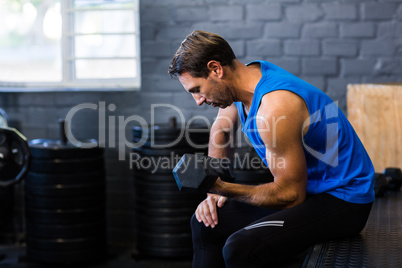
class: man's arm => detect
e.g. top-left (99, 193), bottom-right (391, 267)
top-left (208, 103), bottom-right (239, 159)
top-left (211, 90), bottom-right (309, 209)
top-left (194, 103), bottom-right (238, 228)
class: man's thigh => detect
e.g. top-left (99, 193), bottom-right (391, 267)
top-left (193, 198), bottom-right (279, 241)
top-left (223, 193), bottom-right (372, 265)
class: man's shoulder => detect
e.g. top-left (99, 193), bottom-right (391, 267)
top-left (256, 90), bottom-right (310, 135)
top-left (259, 90), bottom-right (307, 116)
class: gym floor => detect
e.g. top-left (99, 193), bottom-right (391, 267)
top-left (304, 189), bottom-right (402, 267)
top-left (0, 189), bottom-right (400, 268)
top-left (0, 245), bottom-right (194, 268)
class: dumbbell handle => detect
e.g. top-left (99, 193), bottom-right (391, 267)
top-left (173, 154), bottom-right (235, 193)
top-left (203, 156), bottom-right (235, 182)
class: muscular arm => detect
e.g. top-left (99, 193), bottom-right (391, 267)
top-left (211, 91), bottom-right (309, 209)
top-left (208, 103), bottom-right (238, 159)
top-left (194, 104), bottom-right (238, 227)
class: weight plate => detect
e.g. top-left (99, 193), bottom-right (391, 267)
top-left (0, 140), bottom-right (22, 181)
top-left (137, 245), bottom-right (192, 259)
top-left (27, 221), bottom-right (106, 238)
top-left (131, 160), bottom-right (175, 174)
top-left (25, 171), bottom-right (105, 186)
top-left (135, 205), bottom-right (194, 217)
top-left (25, 194), bottom-right (105, 209)
top-left (26, 236), bottom-right (106, 251)
top-left (29, 156), bottom-right (104, 174)
top-left (26, 206), bottom-right (105, 224)
top-left (133, 135), bottom-right (209, 149)
top-left (134, 189), bottom-right (186, 200)
top-left (134, 191), bottom-right (203, 206)
top-left (25, 181), bottom-right (105, 197)
top-left (133, 172), bottom-right (174, 182)
top-left (132, 147), bottom-right (196, 157)
top-left (137, 232), bottom-right (192, 248)
top-left (29, 139), bottom-right (103, 159)
top-left (0, 186), bottom-right (14, 223)
top-left (135, 197), bottom-right (201, 209)
top-left (133, 137), bottom-right (189, 148)
top-left (0, 127), bottom-right (30, 187)
top-left (133, 133), bottom-right (189, 140)
top-left (133, 124), bottom-right (182, 137)
top-left (136, 221), bottom-right (191, 234)
top-left (134, 179), bottom-right (178, 191)
top-left (134, 186), bottom-right (196, 200)
top-left (133, 178), bottom-right (188, 191)
top-left (136, 214), bottom-right (192, 226)
top-left (133, 123), bottom-right (208, 138)
top-left (134, 187), bottom-right (202, 203)
top-left (133, 133), bottom-right (209, 142)
top-left (133, 173), bottom-right (204, 195)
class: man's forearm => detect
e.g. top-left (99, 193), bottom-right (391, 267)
top-left (211, 179), bottom-right (304, 210)
top-left (208, 123), bottom-right (235, 160)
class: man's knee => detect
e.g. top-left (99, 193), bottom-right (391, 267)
top-left (190, 213), bottom-right (216, 241)
top-left (190, 213), bottom-right (202, 239)
top-left (222, 232), bottom-right (252, 268)
top-left (222, 231), bottom-right (288, 267)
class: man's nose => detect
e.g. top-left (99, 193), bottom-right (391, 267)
top-left (193, 94), bottom-right (205, 106)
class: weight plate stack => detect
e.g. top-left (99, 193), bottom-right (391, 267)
top-left (0, 126), bottom-right (30, 237)
top-left (132, 120), bottom-right (209, 149)
top-left (0, 186), bottom-right (14, 229)
top-left (25, 139), bottom-right (107, 264)
top-left (132, 119), bottom-right (208, 258)
top-left (232, 146), bottom-right (273, 185)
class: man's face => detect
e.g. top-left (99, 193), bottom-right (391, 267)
top-left (178, 72), bottom-right (232, 109)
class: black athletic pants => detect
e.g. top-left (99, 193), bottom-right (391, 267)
top-left (191, 193), bottom-right (372, 268)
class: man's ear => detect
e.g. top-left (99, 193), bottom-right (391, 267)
top-left (207, 60), bottom-right (224, 79)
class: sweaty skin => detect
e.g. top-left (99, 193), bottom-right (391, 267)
top-left (178, 60), bottom-right (310, 228)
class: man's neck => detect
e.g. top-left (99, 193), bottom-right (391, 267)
top-left (228, 60), bottom-right (262, 109)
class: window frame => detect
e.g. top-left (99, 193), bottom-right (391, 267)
top-left (0, 0), bottom-right (141, 92)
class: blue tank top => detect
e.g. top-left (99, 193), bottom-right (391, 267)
top-left (235, 60), bottom-right (374, 204)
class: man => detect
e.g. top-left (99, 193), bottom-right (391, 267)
top-left (168, 30), bottom-right (374, 268)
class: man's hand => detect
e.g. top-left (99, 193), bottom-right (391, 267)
top-left (195, 193), bottom-right (227, 228)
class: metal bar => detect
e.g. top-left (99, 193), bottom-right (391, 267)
top-left (66, 7), bottom-right (136, 13)
top-left (134, 0), bottom-right (141, 87)
top-left (66, 32), bottom-right (137, 36)
top-left (66, 57), bottom-right (138, 61)
top-left (61, 0), bottom-right (68, 84)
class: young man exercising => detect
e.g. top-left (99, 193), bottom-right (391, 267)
top-left (168, 30), bottom-right (374, 268)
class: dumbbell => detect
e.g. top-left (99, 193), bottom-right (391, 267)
top-left (172, 154), bottom-right (234, 193)
top-left (374, 173), bottom-right (389, 197)
top-left (374, 167), bottom-right (402, 197)
top-left (384, 167), bottom-right (402, 191)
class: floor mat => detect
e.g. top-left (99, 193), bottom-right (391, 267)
top-left (305, 190), bottom-right (401, 267)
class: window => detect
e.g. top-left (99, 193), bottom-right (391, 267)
top-left (0, 0), bottom-right (140, 91)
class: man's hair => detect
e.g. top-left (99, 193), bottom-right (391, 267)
top-left (168, 30), bottom-right (236, 79)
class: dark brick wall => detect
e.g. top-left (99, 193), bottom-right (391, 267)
top-left (1, 0), bottom-right (401, 251)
